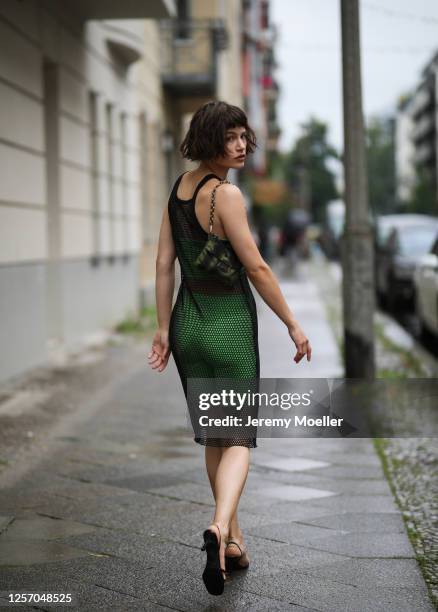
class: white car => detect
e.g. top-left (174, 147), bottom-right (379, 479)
top-left (414, 234), bottom-right (438, 341)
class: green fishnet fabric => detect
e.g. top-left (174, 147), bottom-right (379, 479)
top-left (168, 172), bottom-right (260, 448)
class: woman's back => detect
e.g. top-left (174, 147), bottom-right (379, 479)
top-left (174, 171), bottom-right (229, 239)
top-left (167, 170), bottom-right (260, 447)
top-left (168, 171), bottom-right (249, 304)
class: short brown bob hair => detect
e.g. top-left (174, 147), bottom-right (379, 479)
top-left (179, 100), bottom-right (257, 162)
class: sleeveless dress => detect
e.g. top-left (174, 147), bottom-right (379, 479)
top-left (168, 171), bottom-right (260, 448)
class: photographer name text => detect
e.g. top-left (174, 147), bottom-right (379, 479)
top-left (198, 415), bottom-right (343, 428)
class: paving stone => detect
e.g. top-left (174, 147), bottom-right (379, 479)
top-left (1, 556), bottom-right (153, 600)
top-left (297, 494), bottom-right (399, 514)
top-left (248, 520), bottom-right (346, 545)
top-left (252, 473), bottom-right (390, 495)
top-left (138, 564), bottom-right (313, 611)
top-left (33, 490), bottom-right (184, 526)
top-left (237, 567), bottom-right (435, 611)
top-left (142, 482), bottom-right (215, 506)
top-left (261, 457), bottom-right (332, 472)
top-left (301, 512), bottom-right (406, 534)
top-left (0, 489), bottom-right (65, 513)
top-left (306, 477), bottom-right (390, 495)
top-left (102, 471), bottom-right (191, 493)
top-left (255, 484), bottom-right (337, 502)
top-left (306, 452), bottom-right (382, 467)
top-left (0, 540), bottom-right (94, 566)
top-left (36, 495), bottom-right (218, 545)
top-left (0, 516), bottom-right (96, 541)
top-left (0, 600), bottom-right (37, 612)
top-left (230, 535), bottom-right (348, 576)
top-left (171, 467), bottom-right (212, 486)
top-left (304, 531), bottom-right (415, 558)
top-left (42, 480), bottom-right (147, 500)
top-left (43, 461), bottom-right (157, 484)
top-left (297, 557), bottom-right (430, 588)
top-left (60, 531), bottom-right (195, 568)
top-left (307, 464), bottom-right (385, 479)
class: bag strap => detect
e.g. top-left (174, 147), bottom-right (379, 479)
top-left (208, 180), bottom-right (231, 235)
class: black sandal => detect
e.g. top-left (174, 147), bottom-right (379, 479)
top-left (225, 539), bottom-right (250, 571)
top-left (200, 522), bottom-right (226, 595)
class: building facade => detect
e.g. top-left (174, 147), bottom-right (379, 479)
top-left (0, 0), bottom-right (174, 383)
top-left (411, 54), bottom-right (438, 196)
top-left (241, 0), bottom-right (280, 177)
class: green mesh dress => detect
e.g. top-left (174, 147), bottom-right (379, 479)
top-left (168, 172), bottom-right (260, 448)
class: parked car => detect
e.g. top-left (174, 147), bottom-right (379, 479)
top-left (413, 233), bottom-right (438, 342)
top-left (374, 214), bottom-right (438, 310)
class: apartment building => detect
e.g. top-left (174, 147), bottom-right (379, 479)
top-left (241, 0), bottom-right (280, 176)
top-left (412, 53), bottom-right (438, 193)
top-left (395, 93), bottom-right (416, 204)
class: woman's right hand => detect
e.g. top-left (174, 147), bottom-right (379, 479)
top-left (288, 322), bottom-right (312, 363)
top-left (147, 329), bottom-right (170, 372)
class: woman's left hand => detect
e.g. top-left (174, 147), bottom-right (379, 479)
top-left (147, 329), bottom-right (170, 372)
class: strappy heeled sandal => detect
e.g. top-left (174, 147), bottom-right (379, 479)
top-left (225, 539), bottom-right (250, 571)
top-left (200, 522), bottom-right (226, 595)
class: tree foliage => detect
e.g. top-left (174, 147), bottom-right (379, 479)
top-left (283, 117), bottom-right (339, 223)
top-left (365, 115), bottom-right (397, 215)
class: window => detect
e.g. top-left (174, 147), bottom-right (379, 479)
top-left (106, 102), bottom-right (115, 260)
top-left (120, 111), bottom-right (129, 256)
top-left (176, 0), bottom-right (191, 39)
top-left (89, 91), bottom-right (100, 262)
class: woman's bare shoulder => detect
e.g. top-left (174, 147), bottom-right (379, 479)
top-left (214, 182), bottom-right (247, 209)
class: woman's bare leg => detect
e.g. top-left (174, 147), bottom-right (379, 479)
top-left (204, 445), bottom-right (250, 571)
top-left (205, 448), bottom-right (243, 538)
top-left (205, 446), bottom-right (222, 496)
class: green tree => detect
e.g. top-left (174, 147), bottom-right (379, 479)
top-left (365, 115), bottom-right (396, 215)
top-left (403, 166), bottom-right (436, 215)
top-left (284, 117), bottom-right (339, 223)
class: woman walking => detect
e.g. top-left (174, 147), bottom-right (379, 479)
top-left (148, 100), bottom-right (311, 596)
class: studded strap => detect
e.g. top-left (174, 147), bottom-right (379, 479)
top-left (208, 180), bottom-right (231, 235)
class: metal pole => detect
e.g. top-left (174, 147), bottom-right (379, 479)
top-left (340, 0), bottom-right (375, 378)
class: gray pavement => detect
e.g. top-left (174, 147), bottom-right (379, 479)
top-left (0, 258), bottom-right (435, 611)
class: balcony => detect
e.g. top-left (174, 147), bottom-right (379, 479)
top-left (262, 75), bottom-right (280, 101)
top-left (415, 141), bottom-right (435, 165)
top-left (411, 82), bottom-right (434, 119)
top-left (412, 114), bottom-right (435, 144)
top-left (159, 19), bottom-right (228, 99)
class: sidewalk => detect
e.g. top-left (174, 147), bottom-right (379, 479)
top-left (0, 258), bottom-right (435, 611)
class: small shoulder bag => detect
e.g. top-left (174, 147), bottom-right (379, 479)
top-left (194, 180), bottom-right (241, 287)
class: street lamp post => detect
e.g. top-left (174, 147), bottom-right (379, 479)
top-left (340, 0), bottom-right (376, 378)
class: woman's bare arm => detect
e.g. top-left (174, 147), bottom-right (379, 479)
top-left (216, 184), bottom-right (311, 363)
top-left (147, 206), bottom-right (176, 372)
top-left (155, 206), bottom-right (176, 331)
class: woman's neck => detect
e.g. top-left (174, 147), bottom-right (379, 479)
top-left (197, 162), bottom-right (228, 180)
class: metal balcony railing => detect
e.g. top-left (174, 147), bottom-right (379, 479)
top-left (159, 19), bottom-right (229, 97)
